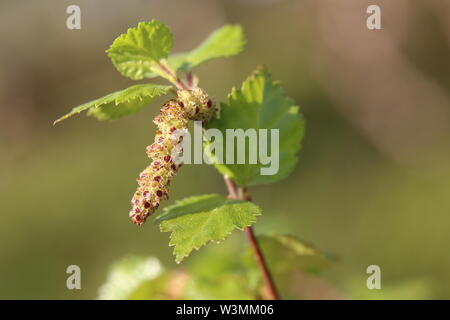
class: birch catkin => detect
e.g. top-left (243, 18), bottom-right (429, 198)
top-left (129, 88), bottom-right (214, 225)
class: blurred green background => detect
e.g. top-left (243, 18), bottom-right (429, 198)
top-left (1, 0), bottom-right (449, 299)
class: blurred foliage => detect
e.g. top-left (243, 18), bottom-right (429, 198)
top-left (98, 254), bottom-right (256, 300)
top-left (98, 233), bottom-right (333, 300)
top-left (98, 256), bottom-right (164, 299)
top-left (347, 277), bottom-right (434, 300)
top-left (250, 234), bottom-right (333, 276)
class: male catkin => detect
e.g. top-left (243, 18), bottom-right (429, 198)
top-left (129, 88), bottom-right (214, 225)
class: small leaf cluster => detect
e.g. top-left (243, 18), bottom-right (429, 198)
top-left (98, 235), bottom-right (333, 300)
top-left (54, 21), bottom-right (245, 123)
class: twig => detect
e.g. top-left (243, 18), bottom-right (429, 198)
top-left (223, 177), bottom-right (280, 300)
top-left (158, 64), bottom-right (187, 90)
top-left (244, 226), bottom-right (280, 300)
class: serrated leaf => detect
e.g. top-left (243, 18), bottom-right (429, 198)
top-left (97, 256), bottom-right (164, 300)
top-left (157, 194), bottom-right (261, 263)
top-left (54, 84), bottom-right (171, 124)
top-left (257, 234), bottom-right (333, 275)
top-left (145, 25), bottom-right (245, 78)
top-left (107, 20), bottom-right (173, 80)
top-left (205, 66), bottom-right (305, 186)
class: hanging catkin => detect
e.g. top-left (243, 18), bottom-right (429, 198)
top-left (129, 88), bottom-right (214, 225)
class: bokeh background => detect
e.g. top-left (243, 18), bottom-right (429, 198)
top-left (1, 0), bottom-right (449, 299)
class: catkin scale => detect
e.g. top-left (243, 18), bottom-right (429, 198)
top-left (129, 88), bottom-right (214, 225)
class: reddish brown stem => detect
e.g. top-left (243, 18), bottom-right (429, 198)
top-left (244, 226), bottom-right (280, 300)
top-left (158, 64), bottom-right (187, 90)
top-left (224, 177), bottom-right (280, 300)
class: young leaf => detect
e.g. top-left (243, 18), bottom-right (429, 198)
top-left (157, 194), bottom-right (261, 263)
top-left (107, 20), bottom-right (173, 80)
top-left (53, 84), bottom-right (171, 124)
top-left (145, 25), bottom-right (246, 78)
top-left (172, 24), bottom-right (245, 70)
top-left (205, 66), bottom-right (305, 186)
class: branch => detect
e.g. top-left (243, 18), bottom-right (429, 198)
top-left (223, 177), bottom-right (280, 300)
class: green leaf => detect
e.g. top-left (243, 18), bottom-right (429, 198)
top-left (256, 234), bottom-right (333, 275)
top-left (172, 24), bottom-right (245, 70)
top-left (97, 255), bottom-right (164, 300)
top-left (53, 84), bottom-right (171, 124)
top-left (107, 20), bottom-right (173, 80)
top-left (157, 194), bottom-right (261, 263)
top-left (205, 65), bottom-right (305, 186)
top-left (145, 25), bottom-right (245, 78)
